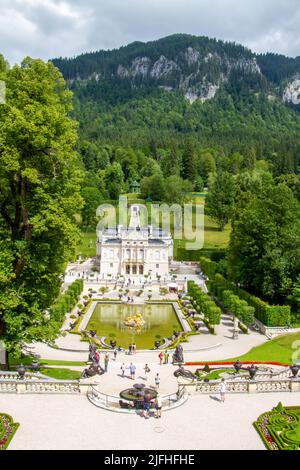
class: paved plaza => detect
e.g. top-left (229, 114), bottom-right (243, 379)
top-left (2, 392), bottom-right (299, 450)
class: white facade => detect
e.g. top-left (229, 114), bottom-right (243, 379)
top-left (97, 205), bottom-right (173, 277)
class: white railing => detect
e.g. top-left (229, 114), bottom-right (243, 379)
top-left (87, 385), bottom-right (187, 413)
top-left (0, 379), bottom-right (95, 395)
top-left (180, 378), bottom-right (300, 394)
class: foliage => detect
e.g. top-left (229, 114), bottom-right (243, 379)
top-left (206, 170), bottom-right (236, 231)
top-left (49, 280), bottom-right (83, 330)
top-left (228, 179), bottom-right (300, 305)
top-left (209, 274), bottom-right (291, 327)
top-left (188, 281), bottom-right (221, 326)
top-left (0, 57), bottom-right (83, 358)
top-left (200, 256), bottom-right (219, 279)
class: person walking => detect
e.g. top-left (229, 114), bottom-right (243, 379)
top-left (132, 343), bottom-right (136, 354)
top-left (120, 363), bottom-right (126, 378)
top-left (104, 352), bottom-right (110, 373)
top-left (155, 373), bottom-right (160, 389)
top-left (129, 362), bottom-right (136, 380)
top-left (143, 391), bottom-right (152, 419)
top-left (158, 351), bottom-right (164, 365)
top-left (155, 394), bottom-right (162, 419)
top-left (95, 350), bottom-right (100, 364)
top-left (128, 344), bottom-right (132, 355)
top-left (113, 348), bottom-right (117, 361)
top-left (220, 378), bottom-right (226, 403)
top-left (144, 363), bottom-right (151, 381)
top-left (164, 349), bottom-right (169, 364)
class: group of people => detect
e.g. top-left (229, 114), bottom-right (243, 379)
top-left (94, 350), bottom-right (110, 372)
top-left (142, 391), bottom-right (162, 419)
top-left (128, 343), bottom-right (137, 354)
top-left (120, 362), bottom-right (160, 387)
top-left (158, 350), bottom-right (170, 365)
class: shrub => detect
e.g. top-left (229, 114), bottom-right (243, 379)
top-left (200, 257), bottom-right (218, 280)
top-left (210, 274), bottom-right (290, 327)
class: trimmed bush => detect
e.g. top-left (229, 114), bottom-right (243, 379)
top-left (209, 274), bottom-right (291, 327)
top-left (50, 280), bottom-right (84, 326)
top-left (200, 257), bottom-right (219, 280)
top-left (188, 281), bottom-right (221, 326)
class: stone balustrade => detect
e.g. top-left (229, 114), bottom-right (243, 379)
top-left (0, 379), bottom-right (96, 395)
top-left (180, 378), bottom-right (300, 394)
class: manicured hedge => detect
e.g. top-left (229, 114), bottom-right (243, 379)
top-left (200, 257), bottom-right (219, 280)
top-left (208, 274), bottom-right (291, 327)
top-left (188, 281), bottom-right (221, 326)
top-left (50, 280), bottom-right (84, 325)
top-left (221, 290), bottom-right (255, 326)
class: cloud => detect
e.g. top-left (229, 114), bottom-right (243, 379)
top-left (0, 0), bottom-right (300, 65)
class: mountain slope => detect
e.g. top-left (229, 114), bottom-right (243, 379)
top-left (52, 34), bottom-right (300, 173)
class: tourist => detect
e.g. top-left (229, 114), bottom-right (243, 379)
top-left (128, 344), bottom-right (132, 355)
top-left (158, 351), bottom-right (164, 365)
top-left (155, 394), bottom-right (162, 419)
top-left (113, 349), bottom-right (117, 361)
top-left (120, 363), bottom-right (126, 377)
top-left (220, 378), bottom-right (226, 403)
top-left (155, 373), bottom-right (160, 389)
top-left (129, 362), bottom-right (136, 380)
top-left (104, 352), bottom-right (110, 372)
top-left (164, 350), bottom-right (169, 364)
top-left (143, 391), bottom-right (152, 419)
top-left (132, 343), bottom-right (136, 354)
top-left (95, 350), bottom-right (100, 364)
top-left (144, 363), bottom-right (151, 381)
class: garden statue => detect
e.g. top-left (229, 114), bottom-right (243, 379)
top-left (88, 343), bottom-right (97, 363)
top-left (232, 317), bottom-right (239, 340)
top-left (234, 360), bottom-right (242, 373)
top-left (81, 363), bottom-right (104, 379)
top-left (290, 364), bottom-right (299, 378)
top-left (248, 364), bottom-right (258, 380)
top-left (174, 366), bottom-right (196, 380)
top-left (173, 344), bottom-right (184, 364)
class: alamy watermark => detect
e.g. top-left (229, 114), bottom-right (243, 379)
top-left (0, 80), bottom-right (6, 104)
top-left (96, 196), bottom-right (205, 250)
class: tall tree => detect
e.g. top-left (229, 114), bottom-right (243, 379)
top-left (206, 171), bottom-right (236, 231)
top-left (181, 139), bottom-right (197, 184)
top-left (228, 183), bottom-right (300, 303)
top-left (0, 57), bottom-right (83, 363)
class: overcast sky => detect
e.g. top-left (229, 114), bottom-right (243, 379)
top-left (1, 0), bottom-right (300, 64)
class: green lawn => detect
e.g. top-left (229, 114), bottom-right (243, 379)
top-left (8, 355), bottom-right (86, 367)
top-left (220, 332), bottom-right (300, 365)
top-left (40, 368), bottom-right (82, 380)
top-left (76, 231), bottom-right (97, 258)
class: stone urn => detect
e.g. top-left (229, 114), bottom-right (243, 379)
top-left (17, 364), bottom-right (26, 380)
top-left (31, 360), bottom-right (40, 373)
top-left (110, 340), bottom-right (117, 349)
top-left (89, 330), bottom-right (97, 338)
top-left (155, 340), bottom-right (161, 349)
top-left (290, 364), bottom-right (299, 379)
top-left (248, 364), bottom-right (258, 380)
top-left (234, 360), bottom-right (242, 374)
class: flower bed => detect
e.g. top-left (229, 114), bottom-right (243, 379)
top-left (254, 402), bottom-right (300, 450)
top-left (184, 361), bottom-right (290, 367)
top-left (0, 413), bottom-right (19, 450)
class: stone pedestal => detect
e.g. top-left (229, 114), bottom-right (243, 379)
top-left (248, 381), bottom-right (257, 393)
top-left (232, 329), bottom-right (239, 340)
top-left (290, 380), bottom-right (300, 392)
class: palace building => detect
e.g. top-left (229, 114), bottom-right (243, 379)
top-left (97, 205), bottom-right (173, 277)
